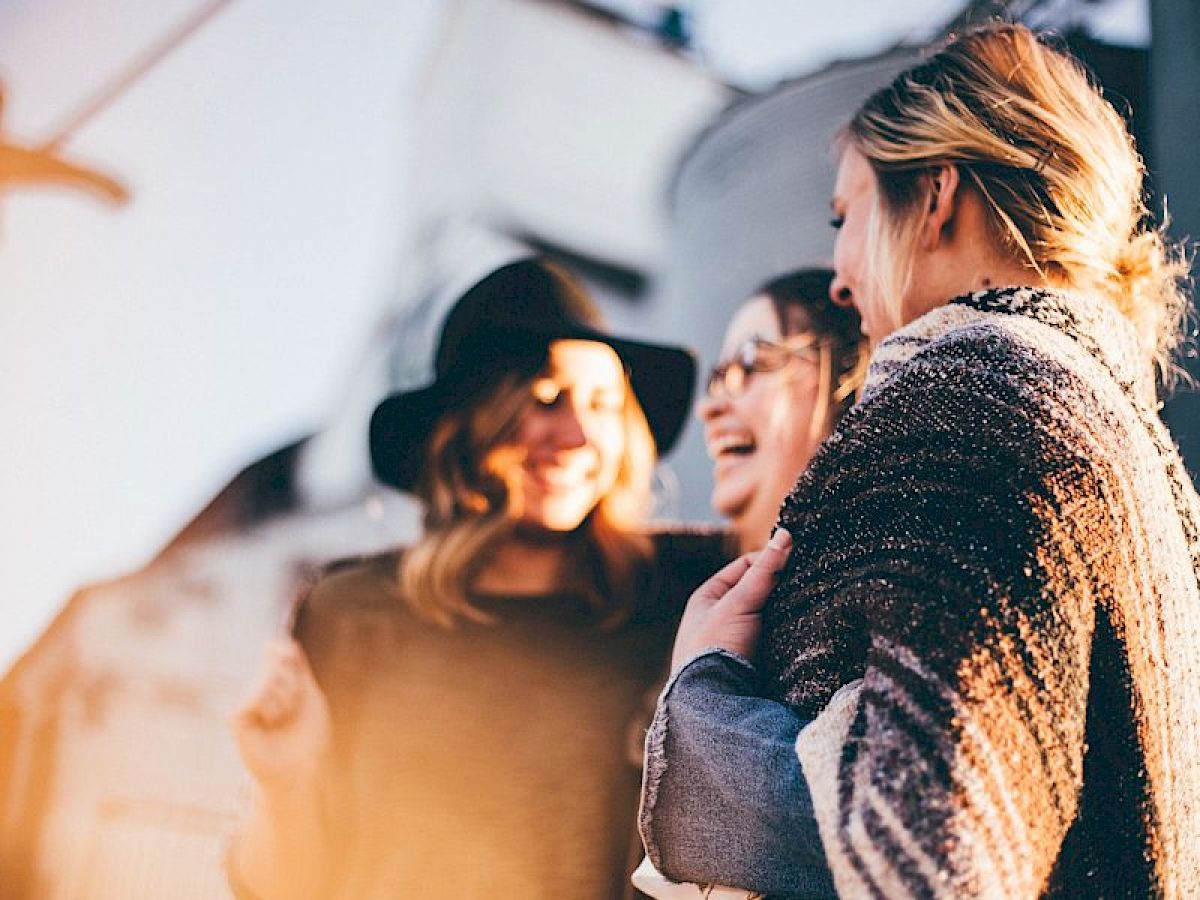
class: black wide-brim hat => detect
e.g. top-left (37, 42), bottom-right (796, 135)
top-left (370, 258), bottom-right (696, 492)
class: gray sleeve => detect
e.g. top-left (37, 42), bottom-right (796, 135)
top-left (639, 649), bottom-right (836, 899)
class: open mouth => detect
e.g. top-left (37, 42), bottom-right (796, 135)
top-left (529, 465), bottom-right (593, 491)
top-left (708, 432), bottom-right (756, 459)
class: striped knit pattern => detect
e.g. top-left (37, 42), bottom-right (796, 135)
top-left (763, 287), bottom-right (1200, 898)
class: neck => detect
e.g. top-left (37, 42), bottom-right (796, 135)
top-left (908, 261), bottom-right (1052, 326)
top-left (906, 186), bottom-right (1054, 324)
top-left (734, 502), bottom-right (779, 555)
top-left (960, 263), bottom-right (1052, 298)
top-left (472, 531), bottom-right (574, 595)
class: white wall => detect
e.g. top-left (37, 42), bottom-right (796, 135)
top-left (0, 0), bottom-right (447, 673)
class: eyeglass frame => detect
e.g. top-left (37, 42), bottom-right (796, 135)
top-left (705, 334), bottom-right (825, 399)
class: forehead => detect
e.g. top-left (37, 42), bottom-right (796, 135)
top-left (545, 339), bottom-right (624, 384)
top-left (720, 295), bottom-right (780, 356)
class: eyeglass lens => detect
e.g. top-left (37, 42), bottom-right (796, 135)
top-left (705, 336), bottom-right (818, 399)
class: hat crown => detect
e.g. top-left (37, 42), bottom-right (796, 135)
top-left (434, 259), bottom-right (601, 378)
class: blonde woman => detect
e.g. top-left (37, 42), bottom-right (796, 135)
top-left (228, 259), bottom-right (728, 900)
top-left (641, 23), bottom-right (1200, 899)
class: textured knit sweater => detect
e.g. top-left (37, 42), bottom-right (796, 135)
top-left (763, 287), bottom-right (1200, 899)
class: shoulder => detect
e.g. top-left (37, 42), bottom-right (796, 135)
top-left (872, 315), bottom-right (1068, 409)
top-left (862, 289), bottom-right (1137, 427)
top-left (647, 525), bottom-right (734, 574)
top-left (791, 335), bottom-right (1092, 536)
top-left (639, 525), bottom-right (734, 616)
top-left (293, 550), bottom-right (405, 641)
top-left (307, 550), bottom-right (401, 606)
top-left (290, 549), bottom-right (414, 691)
top-left (826, 314), bottom-right (1107, 489)
top-left (776, 302), bottom-right (1123, 587)
top-left (779, 301), bottom-right (1118, 563)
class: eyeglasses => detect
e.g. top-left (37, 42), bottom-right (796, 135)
top-left (705, 336), bottom-right (821, 399)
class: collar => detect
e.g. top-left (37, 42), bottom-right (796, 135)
top-left (862, 286), bottom-right (1153, 404)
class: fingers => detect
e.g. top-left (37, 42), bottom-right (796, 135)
top-left (234, 639), bottom-right (315, 731)
top-left (717, 527), bottom-right (793, 616)
top-left (761, 525), bottom-right (793, 564)
top-left (689, 527), bottom-right (793, 608)
top-left (689, 553), bottom-right (756, 606)
top-left (670, 529), bottom-right (793, 669)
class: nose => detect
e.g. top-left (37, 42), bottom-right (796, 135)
top-left (829, 274), bottom-right (854, 308)
top-left (697, 386), bottom-right (728, 424)
top-left (549, 401), bottom-right (588, 450)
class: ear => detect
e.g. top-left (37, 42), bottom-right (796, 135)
top-left (920, 163), bottom-right (961, 251)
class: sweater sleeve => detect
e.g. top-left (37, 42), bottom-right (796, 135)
top-left (766, 338), bottom-right (1103, 898)
top-left (639, 649), bottom-right (835, 898)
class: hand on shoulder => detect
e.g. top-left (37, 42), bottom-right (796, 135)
top-left (670, 528), bottom-right (792, 672)
top-left (231, 637), bottom-right (332, 791)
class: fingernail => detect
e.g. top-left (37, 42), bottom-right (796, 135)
top-left (769, 527), bottom-right (791, 550)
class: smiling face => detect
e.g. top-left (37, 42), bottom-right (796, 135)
top-left (485, 339), bottom-right (628, 533)
top-left (699, 296), bottom-right (826, 552)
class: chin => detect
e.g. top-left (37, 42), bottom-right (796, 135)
top-left (710, 488), bottom-right (747, 526)
top-left (541, 517), bottom-right (588, 533)
top-left (525, 499), bottom-right (598, 533)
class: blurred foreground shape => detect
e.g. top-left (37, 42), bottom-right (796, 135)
top-left (0, 4), bottom-right (726, 891)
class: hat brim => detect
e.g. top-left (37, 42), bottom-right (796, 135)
top-left (370, 326), bottom-right (695, 491)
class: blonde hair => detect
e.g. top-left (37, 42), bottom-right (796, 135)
top-left (398, 366), bottom-right (656, 629)
top-left (844, 22), bottom-right (1191, 382)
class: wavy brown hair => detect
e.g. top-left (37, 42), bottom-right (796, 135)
top-left (843, 22), bottom-right (1190, 383)
top-left (398, 364), bottom-right (656, 629)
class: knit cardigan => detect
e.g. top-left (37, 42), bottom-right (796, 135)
top-left (763, 286), bottom-right (1200, 899)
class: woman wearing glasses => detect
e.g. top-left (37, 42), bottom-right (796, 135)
top-left (699, 269), bottom-right (863, 554)
top-left (633, 270), bottom-right (862, 899)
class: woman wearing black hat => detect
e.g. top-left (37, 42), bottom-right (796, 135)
top-left (226, 258), bottom-right (728, 900)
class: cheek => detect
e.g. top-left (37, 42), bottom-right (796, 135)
top-left (843, 234), bottom-right (868, 288)
top-left (511, 410), bottom-right (543, 452)
top-left (761, 383), bottom-right (821, 458)
top-left (832, 230), bottom-right (849, 272)
top-left (587, 419), bottom-right (626, 476)
top-left (832, 226), bottom-right (853, 276)
top-left (731, 387), bottom-right (771, 431)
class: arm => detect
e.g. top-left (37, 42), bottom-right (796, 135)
top-left (641, 649), bottom-right (835, 898)
top-left (638, 534), bottom-right (837, 898)
top-left (228, 639), bottom-right (333, 900)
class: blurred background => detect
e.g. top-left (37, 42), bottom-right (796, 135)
top-left (0, 0), bottom-right (1194, 896)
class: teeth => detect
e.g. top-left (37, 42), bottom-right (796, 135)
top-left (708, 433), bottom-right (756, 457)
top-left (532, 466), bottom-right (589, 488)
